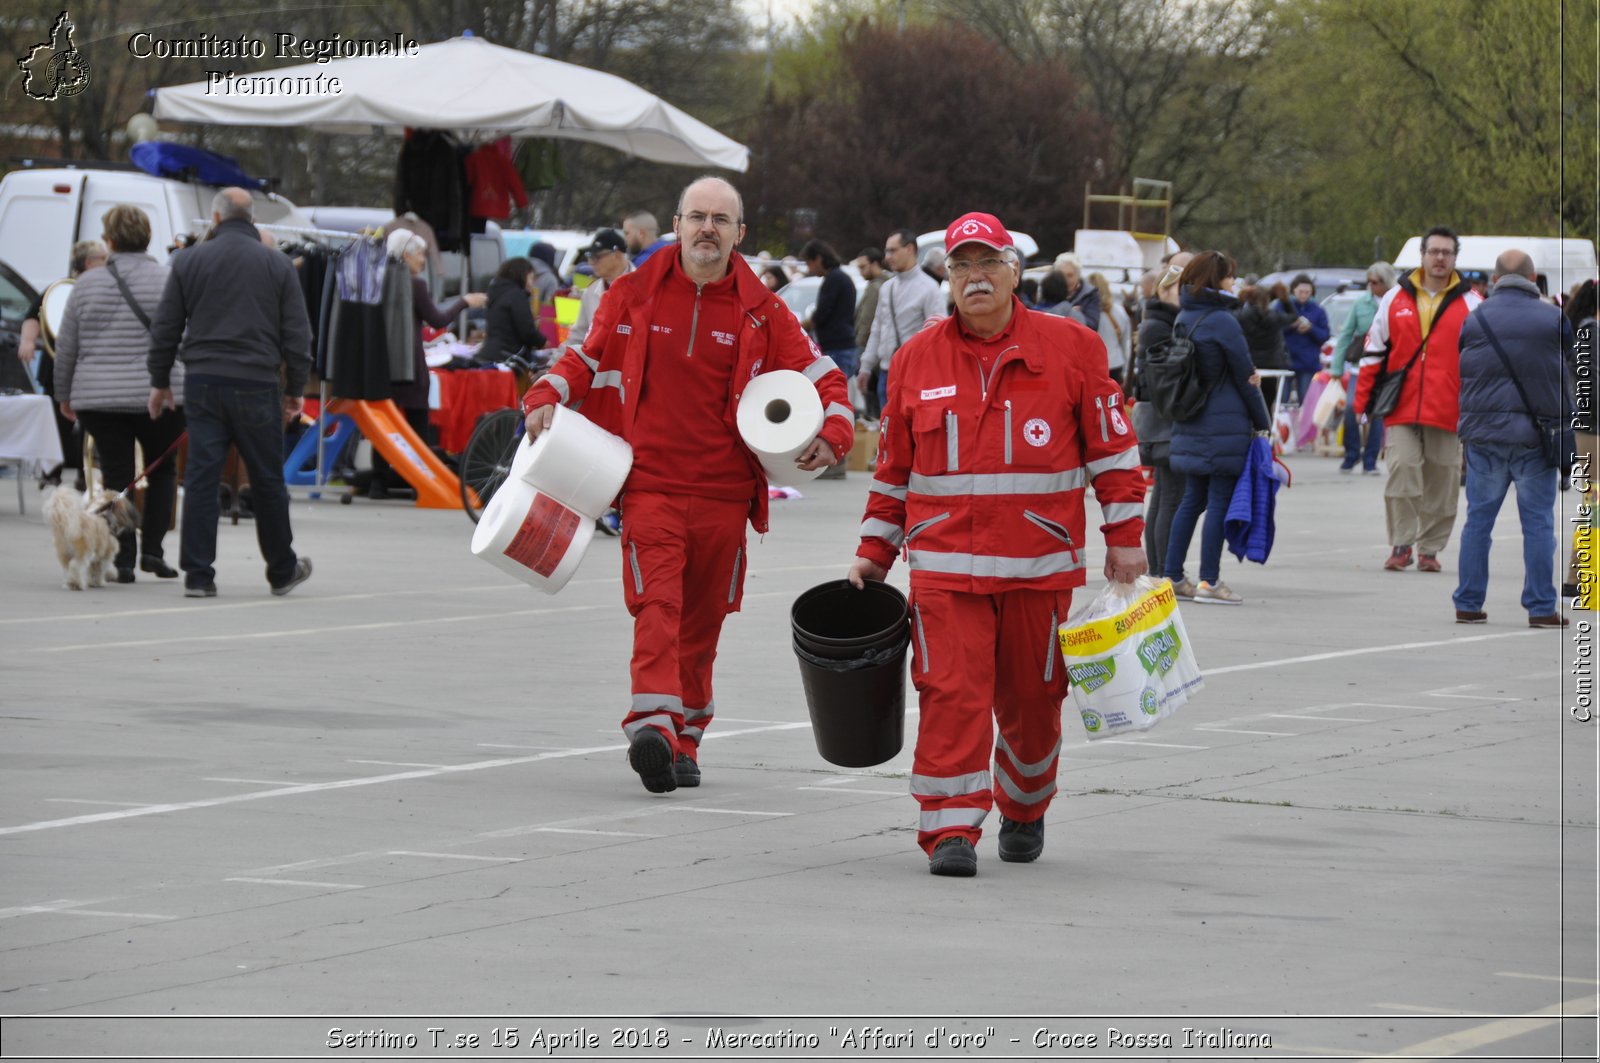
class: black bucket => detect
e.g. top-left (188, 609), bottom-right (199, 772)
top-left (791, 580), bottom-right (910, 767)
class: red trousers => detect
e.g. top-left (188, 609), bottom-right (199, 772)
top-left (618, 492), bottom-right (748, 761)
top-left (908, 585), bottom-right (1073, 854)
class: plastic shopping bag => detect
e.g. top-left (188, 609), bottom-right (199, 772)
top-left (1312, 376), bottom-right (1346, 431)
top-left (1057, 576), bottom-right (1204, 739)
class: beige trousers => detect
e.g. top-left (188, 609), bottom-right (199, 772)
top-left (1384, 423), bottom-right (1461, 554)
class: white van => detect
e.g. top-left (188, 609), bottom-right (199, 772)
top-left (0, 162), bottom-right (310, 293)
top-left (1393, 234), bottom-right (1598, 298)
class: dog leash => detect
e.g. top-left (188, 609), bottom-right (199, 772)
top-left (112, 431), bottom-right (189, 501)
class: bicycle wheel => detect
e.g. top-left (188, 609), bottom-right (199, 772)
top-left (458, 408), bottom-right (523, 523)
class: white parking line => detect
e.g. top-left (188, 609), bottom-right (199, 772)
top-left (533, 828), bottom-right (658, 838)
top-left (386, 851), bottom-right (521, 863)
top-left (225, 877), bottom-right (363, 890)
top-left (203, 777), bottom-right (315, 785)
top-left (1207, 629), bottom-right (1540, 676)
top-left (673, 807), bottom-right (795, 817)
top-left (1354, 994), bottom-right (1593, 1062)
top-left (796, 786), bottom-right (905, 796)
top-left (1428, 692), bottom-right (1523, 700)
top-left (43, 798), bottom-right (149, 807)
top-left (1095, 739), bottom-right (1210, 749)
top-left (1193, 727), bottom-right (1294, 736)
top-left (349, 759), bottom-right (455, 769)
top-left (1267, 714), bottom-right (1373, 722)
top-left (1495, 971), bottom-right (1600, 986)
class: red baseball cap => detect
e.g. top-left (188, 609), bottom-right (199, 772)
top-left (944, 212), bottom-right (1010, 254)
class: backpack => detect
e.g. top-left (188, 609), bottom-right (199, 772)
top-left (1142, 308), bottom-right (1221, 422)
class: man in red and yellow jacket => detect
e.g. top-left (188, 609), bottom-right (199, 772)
top-left (1354, 225), bottom-right (1482, 573)
top-left (522, 177), bottom-right (854, 794)
top-left (847, 212), bottom-right (1148, 876)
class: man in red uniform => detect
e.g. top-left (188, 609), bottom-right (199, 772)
top-left (523, 177), bottom-right (855, 793)
top-left (848, 212), bottom-right (1147, 876)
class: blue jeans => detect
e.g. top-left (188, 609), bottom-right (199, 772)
top-left (181, 378), bottom-right (299, 589)
top-left (1452, 442), bottom-right (1557, 616)
top-left (1341, 401), bottom-right (1384, 470)
top-left (824, 346), bottom-right (858, 378)
top-left (1292, 368), bottom-right (1315, 407)
top-left (1163, 472), bottom-right (1238, 585)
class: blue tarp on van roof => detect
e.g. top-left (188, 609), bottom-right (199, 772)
top-left (129, 142), bottom-right (265, 189)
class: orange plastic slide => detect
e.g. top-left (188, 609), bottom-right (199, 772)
top-left (325, 397), bottom-right (463, 509)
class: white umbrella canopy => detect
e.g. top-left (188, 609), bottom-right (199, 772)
top-left (151, 34), bottom-right (748, 171)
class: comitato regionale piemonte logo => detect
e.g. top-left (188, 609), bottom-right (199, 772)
top-left (18, 11), bottom-right (91, 101)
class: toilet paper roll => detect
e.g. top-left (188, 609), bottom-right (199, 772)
top-left (514, 404), bottom-right (634, 519)
top-left (736, 369), bottom-right (825, 487)
top-left (471, 476), bottom-right (596, 594)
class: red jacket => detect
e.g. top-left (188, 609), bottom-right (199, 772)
top-left (1353, 272), bottom-right (1481, 431)
top-left (522, 249), bottom-right (855, 533)
top-left (857, 299), bottom-right (1146, 594)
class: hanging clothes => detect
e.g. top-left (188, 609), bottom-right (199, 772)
top-left (465, 137), bottom-right (529, 222)
top-left (394, 129), bottom-right (467, 252)
top-left (329, 238), bottom-right (394, 402)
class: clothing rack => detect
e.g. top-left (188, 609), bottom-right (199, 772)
top-left (191, 218), bottom-right (378, 503)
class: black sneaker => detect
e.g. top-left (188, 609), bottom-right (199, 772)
top-left (627, 729), bottom-right (677, 793)
top-left (674, 753), bottom-right (701, 787)
top-left (270, 557), bottom-right (313, 597)
top-left (140, 555), bottom-right (179, 579)
top-left (184, 582), bottom-right (217, 598)
top-left (997, 816), bottom-right (1044, 863)
top-left (928, 836), bottom-right (977, 877)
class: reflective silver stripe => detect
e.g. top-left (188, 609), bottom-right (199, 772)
top-left (860, 518), bottom-right (905, 547)
top-left (570, 344), bottom-right (599, 372)
top-left (630, 694), bottom-right (684, 714)
top-left (803, 356), bottom-right (840, 382)
top-left (1101, 502), bottom-right (1144, 525)
top-left (995, 772), bottom-right (1056, 806)
top-left (910, 770), bottom-right (992, 797)
top-left (909, 469), bottom-right (1085, 496)
top-left (908, 550), bottom-right (1083, 579)
top-left (995, 733), bottom-right (1062, 778)
top-left (1086, 448), bottom-right (1142, 478)
top-left (1023, 510), bottom-right (1076, 549)
top-left (727, 546), bottom-right (743, 605)
top-left (945, 410), bottom-right (959, 471)
top-left (1043, 608), bottom-right (1057, 683)
top-left (824, 401), bottom-right (854, 423)
top-left (870, 479), bottom-right (909, 501)
top-left (1004, 401), bottom-right (1013, 465)
top-left (545, 373), bottom-right (571, 404)
top-left (593, 370), bottom-right (625, 402)
top-left (913, 603), bottom-right (930, 673)
top-left (919, 806), bottom-right (989, 833)
top-left (1095, 396), bottom-right (1108, 442)
top-left (905, 512), bottom-right (951, 541)
top-left (682, 702), bottom-right (714, 741)
top-left (684, 703), bottom-right (714, 723)
top-left (623, 712), bottom-right (678, 740)
top-left (628, 542), bottom-right (643, 593)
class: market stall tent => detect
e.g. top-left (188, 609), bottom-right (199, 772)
top-left (150, 33), bottom-right (749, 172)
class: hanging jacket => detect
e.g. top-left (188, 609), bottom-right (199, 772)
top-left (465, 140), bottom-right (529, 221)
top-left (1224, 436), bottom-right (1286, 564)
top-left (855, 299), bottom-right (1145, 594)
top-left (520, 249), bottom-right (854, 534)
top-left (1353, 270), bottom-right (1482, 432)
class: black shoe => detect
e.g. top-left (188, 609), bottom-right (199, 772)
top-left (627, 729), bottom-right (677, 793)
top-left (997, 816), bottom-right (1044, 863)
top-left (674, 753), bottom-right (701, 788)
top-left (1564, 582), bottom-right (1582, 601)
top-left (113, 567), bottom-right (135, 584)
top-left (928, 836), bottom-right (977, 877)
top-left (184, 582), bottom-right (217, 598)
top-left (140, 555), bottom-right (179, 579)
top-left (270, 557), bottom-right (313, 597)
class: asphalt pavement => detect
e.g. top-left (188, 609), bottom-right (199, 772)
top-left (0, 453), bottom-right (1594, 1062)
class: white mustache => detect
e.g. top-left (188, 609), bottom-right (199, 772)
top-left (962, 279), bottom-right (996, 297)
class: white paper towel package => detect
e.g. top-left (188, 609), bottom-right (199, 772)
top-left (471, 406), bottom-right (632, 593)
top-left (736, 369), bottom-right (825, 487)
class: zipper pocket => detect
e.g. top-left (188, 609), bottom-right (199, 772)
top-left (727, 546), bottom-right (743, 604)
top-left (905, 512), bottom-right (951, 543)
top-left (687, 287), bottom-right (702, 359)
top-left (945, 409), bottom-right (959, 471)
top-left (628, 541), bottom-right (644, 594)
top-left (1043, 607), bottom-right (1057, 683)
top-left (1023, 510), bottom-right (1080, 563)
top-left (1004, 400), bottom-right (1013, 465)
top-left (913, 602), bottom-right (931, 674)
top-left (1095, 395), bottom-right (1108, 442)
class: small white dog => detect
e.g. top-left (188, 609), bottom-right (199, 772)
top-left (44, 484), bottom-right (140, 590)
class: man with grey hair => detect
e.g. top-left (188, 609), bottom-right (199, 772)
top-left (147, 186), bottom-right (313, 599)
top-left (1330, 260), bottom-right (1397, 473)
top-left (522, 176), bottom-right (854, 795)
top-left (1451, 249), bottom-right (1575, 628)
top-left (848, 210), bottom-right (1147, 876)
top-left (621, 208), bottom-right (672, 266)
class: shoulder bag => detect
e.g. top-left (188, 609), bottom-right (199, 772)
top-left (1476, 314), bottom-right (1573, 473)
top-left (1367, 334), bottom-right (1427, 419)
top-left (104, 260), bottom-right (152, 332)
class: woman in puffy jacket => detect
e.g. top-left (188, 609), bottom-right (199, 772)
top-left (475, 257), bottom-right (548, 365)
top-left (1161, 251), bottom-right (1272, 605)
top-left (53, 205), bottom-right (184, 583)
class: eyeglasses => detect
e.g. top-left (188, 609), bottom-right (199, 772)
top-left (585, 249), bottom-right (618, 263)
top-left (679, 211), bottom-right (737, 230)
top-left (1423, 247), bottom-right (1456, 258)
top-left (945, 256), bottom-right (1009, 277)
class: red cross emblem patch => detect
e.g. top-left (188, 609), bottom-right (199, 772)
top-left (1023, 417), bottom-right (1051, 447)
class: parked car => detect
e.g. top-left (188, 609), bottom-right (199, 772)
top-left (0, 258), bottom-right (40, 392)
top-left (775, 269), bottom-right (867, 327)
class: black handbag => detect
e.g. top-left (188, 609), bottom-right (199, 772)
top-left (1477, 315), bottom-right (1574, 473)
top-left (1367, 336), bottom-right (1426, 418)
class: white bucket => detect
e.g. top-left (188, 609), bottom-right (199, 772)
top-left (737, 369), bottom-right (825, 487)
top-left (515, 404), bottom-right (633, 519)
top-left (470, 476), bottom-right (596, 593)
